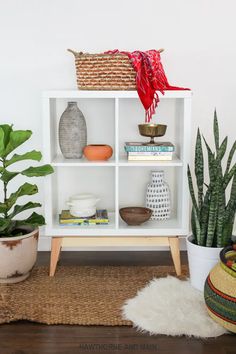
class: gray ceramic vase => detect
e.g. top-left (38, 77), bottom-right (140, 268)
top-left (59, 102), bottom-right (87, 159)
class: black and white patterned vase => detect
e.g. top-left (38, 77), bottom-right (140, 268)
top-left (59, 102), bottom-right (87, 159)
top-left (146, 170), bottom-right (171, 220)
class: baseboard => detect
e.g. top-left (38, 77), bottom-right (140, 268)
top-left (38, 236), bottom-right (187, 251)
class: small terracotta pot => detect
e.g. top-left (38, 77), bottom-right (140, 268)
top-left (84, 144), bottom-right (113, 161)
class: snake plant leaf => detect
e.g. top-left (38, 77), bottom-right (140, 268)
top-left (8, 202), bottom-right (42, 219)
top-left (6, 183), bottom-right (38, 211)
top-left (21, 164), bottom-right (54, 177)
top-left (187, 165), bottom-right (199, 214)
top-left (15, 212), bottom-right (45, 227)
top-left (206, 181), bottom-right (219, 247)
top-left (203, 137), bottom-right (216, 185)
top-left (216, 136), bottom-right (227, 162)
top-left (192, 206), bottom-right (201, 245)
top-left (0, 170), bottom-right (19, 183)
top-left (5, 150), bottom-right (42, 167)
top-left (2, 130), bottom-right (32, 158)
top-left (199, 188), bottom-right (210, 246)
top-left (214, 110), bottom-right (219, 151)
top-left (191, 208), bottom-right (197, 242)
top-left (223, 163), bottom-right (236, 189)
top-left (223, 173), bottom-right (236, 246)
top-left (216, 183), bottom-right (225, 247)
top-left (225, 140), bottom-right (236, 177)
top-left (194, 128), bottom-right (204, 208)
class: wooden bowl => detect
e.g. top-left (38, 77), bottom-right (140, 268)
top-left (83, 144), bottom-right (113, 161)
top-left (119, 207), bottom-right (153, 226)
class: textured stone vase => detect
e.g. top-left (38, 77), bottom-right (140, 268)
top-left (146, 170), bottom-right (171, 220)
top-left (59, 102), bottom-right (87, 159)
top-left (0, 228), bottom-right (39, 284)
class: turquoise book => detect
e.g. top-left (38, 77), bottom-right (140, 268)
top-left (124, 142), bottom-right (175, 153)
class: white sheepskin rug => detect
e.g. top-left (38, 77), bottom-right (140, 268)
top-left (122, 276), bottom-right (227, 337)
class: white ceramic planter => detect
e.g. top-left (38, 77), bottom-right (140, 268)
top-left (0, 228), bottom-right (39, 284)
top-left (186, 235), bottom-right (223, 292)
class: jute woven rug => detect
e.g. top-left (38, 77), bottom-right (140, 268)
top-left (0, 265), bottom-right (188, 325)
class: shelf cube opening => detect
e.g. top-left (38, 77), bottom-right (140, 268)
top-left (118, 98), bottom-right (185, 161)
top-left (49, 98), bottom-right (115, 163)
top-left (119, 166), bottom-right (185, 231)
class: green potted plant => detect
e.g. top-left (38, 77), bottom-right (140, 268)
top-left (187, 112), bottom-right (236, 291)
top-left (0, 124), bottom-right (53, 283)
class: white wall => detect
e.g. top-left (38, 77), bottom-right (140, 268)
top-left (0, 0), bottom-right (236, 250)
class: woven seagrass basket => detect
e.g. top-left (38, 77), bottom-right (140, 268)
top-left (68, 49), bottom-right (164, 91)
top-left (204, 245), bottom-right (236, 333)
top-left (68, 49), bottom-right (136, 90)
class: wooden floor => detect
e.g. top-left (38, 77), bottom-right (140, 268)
top-left (0, 251), bottom-right (235, 354)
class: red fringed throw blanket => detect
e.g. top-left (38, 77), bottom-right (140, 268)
top-left (106, 49), bottom-right (189, 122)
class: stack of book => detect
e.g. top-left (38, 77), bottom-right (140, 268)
top-left (124, 142), bottom-right (175, 161)
top-left (59, 209), bottom-right (109, 226)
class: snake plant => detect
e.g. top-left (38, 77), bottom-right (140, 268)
top-left (0, 124), bottom-right (54, 237)
top-left (188, 111), bottom-right (236, 247)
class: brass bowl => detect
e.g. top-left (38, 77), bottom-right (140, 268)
top-left (138, 124), bottom-right (167, 144)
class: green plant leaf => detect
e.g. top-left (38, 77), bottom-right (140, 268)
top-left (0, 218), bottom-right (11, 233)
top-left (5, 150), bottom-right (42, 167)
top-left (21, 164), bottom-right (54, 177)
top-left (216, 180), bottom-right (225, 247)
top-left (203, 137), bottom-right (216, 186)
top-left (0, 203), bottom-right (7, 214)
top-left (214, 110), bottom-right (219, 151)
top-left (206, 181), bottom-right (219, 247)
top-left (0, 170), bottom-right (19, 183)
top-left (0, 127), bottom-right (5, 156)
top-left (225, 141), bottom-right (236, 177)
top-left (6, 183), bottom-right (38, 211)
top-left (194, 129), bottom-right (204, 209)
top-left (16, 212), bottom-right (45, 227)
top-left (0, 124), bottom-right (13, 148)
top-left (199, 188), bottom-right (210, 246)
top-left (8, 202), bottom-right (42, 219)
top-left (192, 206), bottom-right (201, 245)
top-left (3, 130), bottom-right (32, 157)
top-left (222, 173), bottom-right (236, 246)
top-left (187, 165), bottom-right (199, 214)
top-left (216, 136), bottom-right (227, 162)
top-left (223, 163), bottom-right (236, 189)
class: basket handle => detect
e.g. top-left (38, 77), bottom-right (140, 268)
top-left (68, 49), bottom-right (83, 56)
top-left (67, 48), bottom-right (165, 56)
top-left (220, 244), bottom-right (236, 272)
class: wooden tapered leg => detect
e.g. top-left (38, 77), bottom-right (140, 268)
top-left (168, 236), bottom-right (181, 276)
top-left (49, 237), bottom-right (62, 277)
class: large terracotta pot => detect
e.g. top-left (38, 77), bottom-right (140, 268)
top-left (0, 227), bottom-right (39, 284)
top-left (84, 144), bottom-right (113, 161)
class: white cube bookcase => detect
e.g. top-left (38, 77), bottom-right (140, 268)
top-left (42, 90), bottom-right (192, 276)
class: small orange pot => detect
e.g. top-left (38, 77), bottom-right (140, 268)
top-left (83, 144), bottom-right (113, 161)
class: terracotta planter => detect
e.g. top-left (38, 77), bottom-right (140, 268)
top-left (0, 227), bottom-right (39, 284)
top-left (84, 144), bottom-right (113, 161)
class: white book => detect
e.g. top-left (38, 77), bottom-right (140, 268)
top-left (128, 151), bottom-right (173, 156)
top-left (128, 155), bottom-right (173, 161)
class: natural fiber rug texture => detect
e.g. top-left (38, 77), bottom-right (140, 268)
top-left (0, 265), bottom-right (187, 325)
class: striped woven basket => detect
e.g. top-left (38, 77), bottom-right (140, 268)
top-left (68, 49), bottom-right (163, 91)
top-left (204, 245), bottom-right (236, 333)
